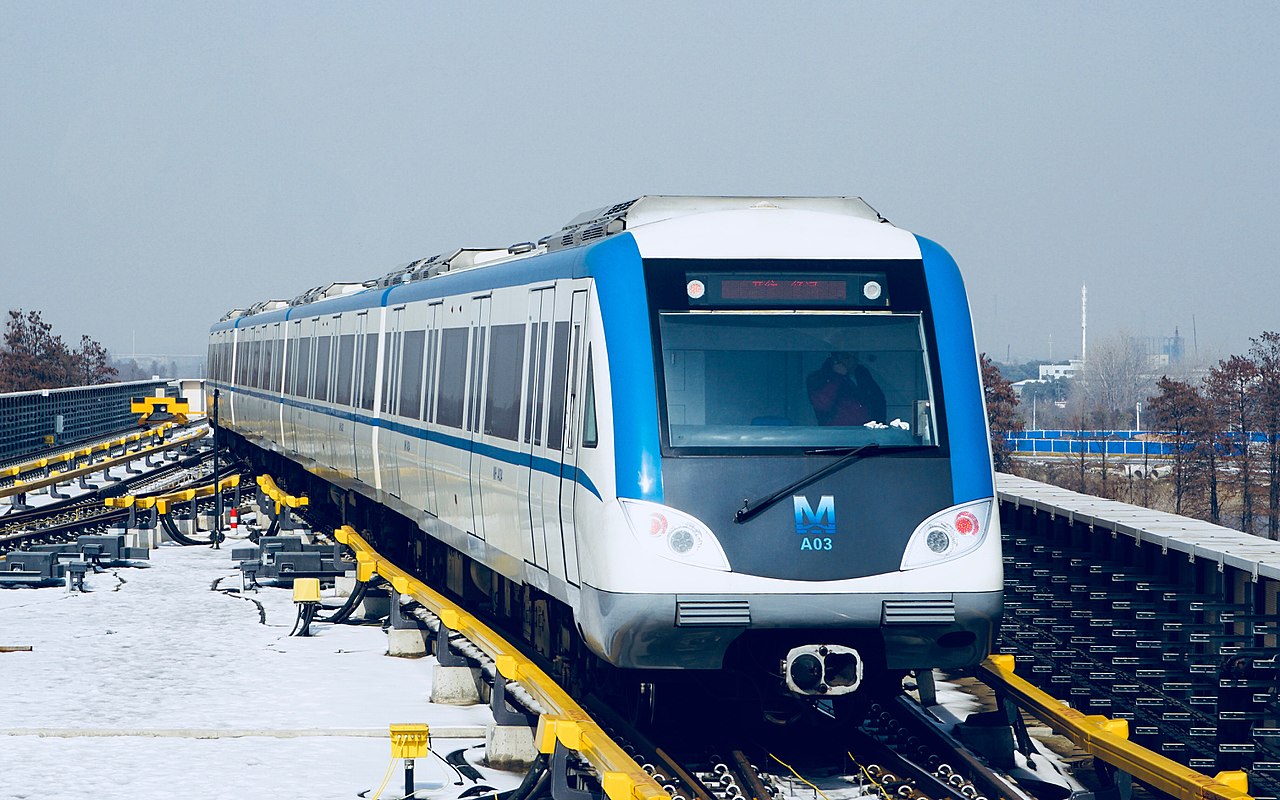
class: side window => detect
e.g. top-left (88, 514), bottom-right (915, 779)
top-left (260, 339), bottom-right (272, 390)
top-left (399, 330), bottom-right (426, 418)
top-left (437, 328), bottom-right (469, 428)
top-left (271, 332), bottom-right (283, 391)
top-left (546, 322), bottom-right (570, 450)
top-left (335, 334), bottom-right (355, 406)
top-left (361, 333), bottom-right (378, 411)
top-left (424, 325), bottom-right (440, 424)
top-left (468, 327), bottom-right (487, 433)
top-left (583, 349), bottom-right (597, 448)
top-left (312, 335), bottom-right (331, 401)
top-left (423, 325), bottom-right (439, 421)
top-left (484, 324), bottom-right (525, 440)
top-left (250, 340), bottom-right (263, 389)
top-left (381, 331), bottom-right (401, 414)
top-left (294, 337), bottom-right (312, 397)
top-left (523, 320), bottom-right (543, 444)
top-left (285, 338), bottom-right (298, 395)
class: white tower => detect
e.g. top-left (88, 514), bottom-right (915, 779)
top-left (1081, 284), bottom-right (1087, 363)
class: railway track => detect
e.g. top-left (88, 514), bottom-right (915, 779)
top-left (582, 687), bottom-right (1035, 800)
top-left (0, 449), bottom-right (227, 553)
top-left (0, 424), bottom-right (181, 491)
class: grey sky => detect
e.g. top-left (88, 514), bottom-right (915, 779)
top-left (3, 3), bottom-right (1277, 365)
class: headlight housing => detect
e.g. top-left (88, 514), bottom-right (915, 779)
top-left (618, 499), bottom-right (731, 571)
top-left (900, 499), bottom-right (993, 570)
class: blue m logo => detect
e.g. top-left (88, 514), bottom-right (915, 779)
top-left (793, 495), bottom-right (836, 536)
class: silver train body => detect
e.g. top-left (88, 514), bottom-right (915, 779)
top-left (209, 197), bottom-right (1002, 694)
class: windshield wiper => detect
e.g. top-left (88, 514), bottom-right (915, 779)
top-left (733, 444), bottom-right (880, 525)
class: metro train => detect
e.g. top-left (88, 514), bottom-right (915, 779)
top-left (208, 196), bottom-right (1002, 709)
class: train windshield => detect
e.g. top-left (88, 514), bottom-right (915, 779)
top-left (656, 311), bottom-right (939, 451)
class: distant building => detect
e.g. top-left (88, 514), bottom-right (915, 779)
top-left (1011, 379), bottom-right (1040, 398)
top-left (1039, 360), bottom-right (1083, 381)
top-left (1128, 329), bottom-right (1185, 368)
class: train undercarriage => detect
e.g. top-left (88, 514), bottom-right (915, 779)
top-left (228, 431), bottom-right (918, 729)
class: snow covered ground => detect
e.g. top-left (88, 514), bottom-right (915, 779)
top-left (0, 539), bottom-right (520, 799)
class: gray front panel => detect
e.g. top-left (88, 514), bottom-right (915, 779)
top-left (661, 455), bottom-right (953, 581)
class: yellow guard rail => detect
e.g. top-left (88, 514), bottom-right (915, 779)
top-left (980, 655), bottom-right (1251, 800)
top-left (335, 524), bottom-right (665, 800)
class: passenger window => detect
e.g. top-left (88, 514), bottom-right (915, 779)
top-left (546, 322), bottom-right (570, 450)
top-left (335, 334), bottom-right (355, 406)
top-left (583, 349), bottom-right (597, 449)
top-left (422, 328), bottom-right (437, 421)
top-left (361, 334), bottom-right (378, 410)
top-left (437, 328), bottom-right (469, 428)
top-left (294, 337), bottom-right (312, 397)
top-left (312, 336), bottom-right (331, 401)
top-left (484, 324), bottom-right (525, 440)
top-left (399, 330), bottom-right (425, 418)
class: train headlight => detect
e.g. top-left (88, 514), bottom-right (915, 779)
top-left (900, 499), bottom-right (993, 570)
top-left (618, 499), bottom-right (731, 571)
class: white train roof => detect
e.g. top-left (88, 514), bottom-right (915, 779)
top-left (222, 196), bottom-right (923, 321)
top-left (550, 195), bottom-right (922, 261)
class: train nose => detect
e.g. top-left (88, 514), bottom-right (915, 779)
top-left (783, 644), bottom-right (864, 696)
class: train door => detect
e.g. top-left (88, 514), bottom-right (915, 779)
top-left (540, 299), bottom-right (571, 582)
top-left (298, 317), bottom-right (318, 463)
top-left (379, 307), bottom-right (404, 500)
top-left (522, 289), bottom-right (552, 571)
top-left (227, 328), bottom-right (240, 426)
top-left (467, 296), bottom-right (491, 540)
top-left (434, 306), bottom-right (473, 536)
top-left (422, 303), bottom-right (440, 517)
top-left (285, 320), bottom-right (301, 453)
top-left (315, 317), bottom-right (336, 469)
top-left (367, 307), bottom-right (386, 492)
top-left (557, 290), bottom-right (588, 586)
top-left (350, 312), bottom-right (368, 481)
top-left (272, 322), bottom-right (285, 444)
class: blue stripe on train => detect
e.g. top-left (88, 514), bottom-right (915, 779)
top-left (584, 233), bottom-right (664, 503)
top-left (217, 383), bottom-right (601, 499)
top-left (916, 235), bottom-right (995, 504)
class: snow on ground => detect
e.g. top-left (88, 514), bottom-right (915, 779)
top-left (0, 539), bottom-right (520, 799)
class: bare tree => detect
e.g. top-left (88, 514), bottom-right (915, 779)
top-left (1080, 333), bottom-right (1154, 428)
top-left (0, 309), bottom-right (72, 391)
top-left (1147, 377), bottom-right (1207, 515)
top-left (0, 309), bottom-right (119, 392)
top-left (1251, 332), bottom-right (1280, 539)
top-left (72, 335), bottom-right (118, 385)
top-left (981, 355), bottom-right (1022, 473)
top-left (1206, 355), bottom-right (1259, 533)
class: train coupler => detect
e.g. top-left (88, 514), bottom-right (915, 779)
top-left (783, 644), bottom-right (863, 695)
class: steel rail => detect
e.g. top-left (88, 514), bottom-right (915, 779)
top-left (0, 427), bottom-right (208, 500)
top-left (0, 423), bottom-right (178, 482)
top-left (1, 455), bottom-right (202, 533)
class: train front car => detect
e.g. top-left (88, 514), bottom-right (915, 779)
top-left (573, 197), bottom-right (1002, 706)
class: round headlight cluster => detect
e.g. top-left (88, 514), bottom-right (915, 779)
top-left (669, 527), bottom-right (697, 554)
top-left (926, 528), bottom-right (951, 553)
top-left (647, 511), bottom-right (701, 554)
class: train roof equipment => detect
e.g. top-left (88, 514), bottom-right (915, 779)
top-left (221, 195), bottom-right (896, 319)
top-left (545, 195), bottom-right (889, 252)
top-left (288, 281), bottom-right (374, 307)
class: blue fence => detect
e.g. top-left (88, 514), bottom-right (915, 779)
top-left (1007, 430), bottom-right (1271, 456)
